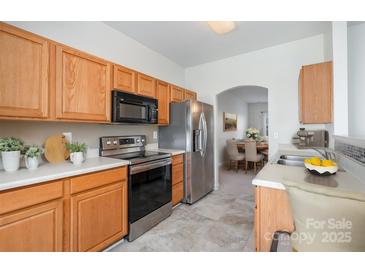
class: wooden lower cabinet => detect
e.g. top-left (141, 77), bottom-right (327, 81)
top-left (0, 199), bottom-right (63, 252)
top-left (70, 181), bottom-right (127, 252)
top-left (255, 186), bottom-right (294, 252)
top-left (172, 154), bottom-right (184, 206)
top-left (0, 166), bottom-right (128, 252)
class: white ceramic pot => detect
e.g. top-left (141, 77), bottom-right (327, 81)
top-left (25, 156), bottom-right (39, 170)
top-left (70, 152), bottom-right (84, 165)
top-left (1, 151), bottom-right (21, 172)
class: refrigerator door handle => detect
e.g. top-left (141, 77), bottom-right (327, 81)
top-left (201, 112), bottom-right (208, 157)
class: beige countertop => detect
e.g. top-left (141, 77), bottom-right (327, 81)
top-left (0, 157), bottom-right (129, 192)
top-left (253, 147), bottom-right (365, 196)
top-left (145, 144), bottom-right (185, 156)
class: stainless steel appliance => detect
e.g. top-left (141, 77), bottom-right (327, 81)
top-left (99, 135), bottom-right (172, 241)
top-left (293, 128), bottom-right (329, 148)
top-left (112, 90), bottom-right (158, 124)
top-left (159, 100), bottom-right (214, 204)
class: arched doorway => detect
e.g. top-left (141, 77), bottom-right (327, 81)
top-left (213, 85), bottom-right (269, 190)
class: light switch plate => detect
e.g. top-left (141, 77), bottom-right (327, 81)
top-left (153, 131), bottom-right (158, 139)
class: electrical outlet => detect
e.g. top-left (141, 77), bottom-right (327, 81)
top-left (273, 132), bottom-right (279, 139)
top-left (153, 131), bottom-right (158, 139)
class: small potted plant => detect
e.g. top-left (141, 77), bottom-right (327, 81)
top-left (0, 137), bottom-right (24, 172)
top-left (24, 145), bottom-right (43, 170)
top-left (66, 142), bottom-right (87, 165)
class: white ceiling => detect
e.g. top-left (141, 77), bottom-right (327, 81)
top-left (218, 86), bottom-right (268, 103)
top-left (104, 21), bottom-right (331, 67)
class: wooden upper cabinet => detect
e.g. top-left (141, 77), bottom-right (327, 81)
top-left (170, 85), bottom-right (184, 103)
top-left (299, 61), bottom-right (333, 124)
top-left (156, 80), bottom-right (170, 125)
top-left (113, 64), bottom-right (136, 94)
top-left (0, 23), bottom-right (49, 119)
top-left (184, 89), bottom-right (197, 101)
top-left (55, 45), bottom-right (111, 122)
top-left (137, 73), bottom-right (156, 98)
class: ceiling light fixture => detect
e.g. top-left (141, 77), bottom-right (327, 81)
top-left (208, 21), bottom-right (236, 35)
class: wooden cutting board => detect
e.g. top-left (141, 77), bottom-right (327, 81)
top-left (44, 135), bottom-right (70, 164)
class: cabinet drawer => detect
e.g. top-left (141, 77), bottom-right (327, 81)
top-left (70, 167), bottom-right (127, 194)
top-left (172, 182), bottom-right (184, 206)
top-left (0, 181), bottom-right (63, 215)
top-left (172, 163), bottom-right (184, 185)
top-left (172, 154), bottom-right (183, 165)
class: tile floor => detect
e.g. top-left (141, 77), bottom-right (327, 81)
top-left (110, 166), bottom-right (255, 252)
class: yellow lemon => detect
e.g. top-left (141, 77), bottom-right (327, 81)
top-left (304, 158), bottom-right (311, 164)
top-left (310, 157), bottom-right (321, 166)
top-left (322, 160), bottom-right (337, 167)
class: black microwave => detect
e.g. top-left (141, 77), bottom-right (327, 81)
top-left (112, 90), bottom-right (158, 124)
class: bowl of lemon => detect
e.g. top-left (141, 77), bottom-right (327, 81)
top-left (304, 157), bottom-right (338, 176)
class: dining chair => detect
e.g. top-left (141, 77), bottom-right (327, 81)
top-left (244, 140), bottom-right (264, 174)
top-left (226, 139), bottom-right (245, 172)
top-left (281, 179), bottom-right (365, 251)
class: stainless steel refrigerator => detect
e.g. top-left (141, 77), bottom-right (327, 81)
top-left (159, 100), bottom-right (214, 204)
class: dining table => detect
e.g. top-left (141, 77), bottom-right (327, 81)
top-left (236, 141), bottom-right (269, 152)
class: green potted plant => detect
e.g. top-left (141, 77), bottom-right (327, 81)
top-left (24, 145), bottom-right (43, 170)
top-left (65, 142), bottom-right (87, 165)
top-left (0, 137), bottom-right (24, 172)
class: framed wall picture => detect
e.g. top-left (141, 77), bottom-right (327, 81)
top-left (223, 112), bottom-right (237, 131)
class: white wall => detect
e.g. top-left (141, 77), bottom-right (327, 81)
top-left (348, 23), bottom-right (365, 138)
top-left (331, 22), bottom-right (349, 137)
top-left (185, 34), bottom-right (327, 158)
top-left (247, 103), bottom-right (268, 135)
top-left (217, 92), bottom-right (248, 166)
top-left (0, 121), bottom-right (158, 149)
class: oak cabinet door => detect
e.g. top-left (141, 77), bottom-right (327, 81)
top-left (55, 45), bottom-right (111, 122)
top-left (156, 80), bottom-right (170, 125)
top-left (172, 154), bottom-right (184, 206)
top-left (184, 89), bottom-right (197, 101)
top-left (0, 23), bottom-right (49, 119)
top-left (0, 200), bottom-right (63, 252)
top-left (70, 182), bottom-right (127, 252)
top-left (170, 85), bottom-right (184, 103)
top-left (299, 61), bottom-right (333, 124)
top-left (113, 64), bottom-right (136, 94)
top-left (172, 182), bottom-right (184, 206)
top-left (255, 186), bottom-right (294, 252)
top-left (137, 73), bottom-right (156, 98)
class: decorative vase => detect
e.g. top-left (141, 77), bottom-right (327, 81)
top-left (70, 152), bottom-right (84, 165)
top-left (25, 156), bottom-right (39, 170)
top-left (1, 151), bottom-right (21, 172)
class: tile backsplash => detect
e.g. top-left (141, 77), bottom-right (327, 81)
top-left (334, 136), bottom-right (365, 166)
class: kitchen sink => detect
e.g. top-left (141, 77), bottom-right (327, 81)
top-left (277, 159), bottom-right (305, 167)
top-left (276, 154), bottom-right (314, 167)
top-left (279, 155), bottom-right (309, 161)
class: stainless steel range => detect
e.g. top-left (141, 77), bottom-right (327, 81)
top-left (99, 135), bottom-right (172, 241)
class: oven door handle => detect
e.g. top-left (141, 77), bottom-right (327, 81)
top-left (130, 158), bottom-right (172, 175)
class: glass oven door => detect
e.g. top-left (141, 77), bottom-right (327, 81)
top-left (128, 159), bottom-right (172, 223)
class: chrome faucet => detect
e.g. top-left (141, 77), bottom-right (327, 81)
top-left (311, 147), bottom-right (336, 160)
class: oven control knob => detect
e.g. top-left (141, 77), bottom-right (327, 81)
top-left (136, 139), bottom-right (140, 143)
top-left (113, 140), bottom-right (118, 145)
top-left (106, 141), bottom-right (111, 145)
